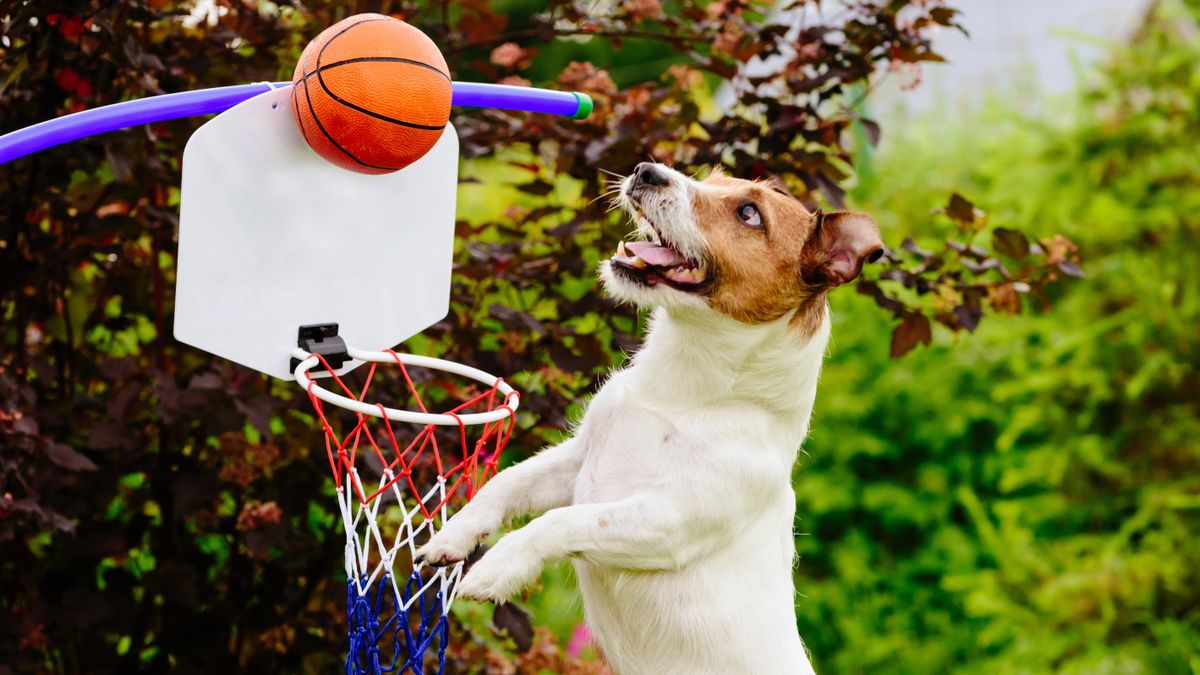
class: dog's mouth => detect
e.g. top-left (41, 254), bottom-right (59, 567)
top-left (610, 236), bottom-right (710, 293)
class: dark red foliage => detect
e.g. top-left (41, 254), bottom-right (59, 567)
top-left (0, 1), bottom-right (1076, 672)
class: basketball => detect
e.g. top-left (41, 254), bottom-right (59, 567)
top-left (291, 14), bottom-right (451, 175)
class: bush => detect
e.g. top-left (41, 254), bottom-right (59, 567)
top-left (793, 3), bottom-right (1200, 672)
top-left (3, 0), bottom-right (1193, 673)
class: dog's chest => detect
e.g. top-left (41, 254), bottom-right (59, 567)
top-left (570, 375), bottom-right (687, 505)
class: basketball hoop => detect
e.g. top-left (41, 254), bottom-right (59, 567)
top-left (292, 334), bottom-right (519, 675)
top-left (294, 348), bottom-right (518, 427)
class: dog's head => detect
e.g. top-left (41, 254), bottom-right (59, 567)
top-left (601, 162), bottom-right (884, 326)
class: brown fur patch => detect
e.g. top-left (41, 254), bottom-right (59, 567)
top-left (691, 173), bottom-right (826, 333)
top-left (788, 292), bottom-right (829, 339)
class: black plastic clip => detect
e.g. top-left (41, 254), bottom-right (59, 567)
top-left (289, 323), bottom-right (349, 374)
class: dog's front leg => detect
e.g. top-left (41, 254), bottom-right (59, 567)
top-left (457, 492), bottom-right (733, 601)
top-left (416, 437), bottom-right (584, 565)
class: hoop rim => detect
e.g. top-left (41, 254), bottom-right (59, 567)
top-left (293, 346), bottom-right (519, 426)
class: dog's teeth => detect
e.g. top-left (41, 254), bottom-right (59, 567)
top-left (615, 240), bottom-right (647, 267)
top-left (663, 265), bottom-right (706, 285)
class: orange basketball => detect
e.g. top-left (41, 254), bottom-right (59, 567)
top-left (291, 14), bottom-right (451, 175)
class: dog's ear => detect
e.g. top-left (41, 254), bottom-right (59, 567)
top-left (802, 211), bottom-right (884, 288)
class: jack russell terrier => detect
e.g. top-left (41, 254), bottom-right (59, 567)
top-left (417, 162), bottom-right (884, 674)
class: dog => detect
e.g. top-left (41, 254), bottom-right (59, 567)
top-left (417, 162), bottom-right (883, 674)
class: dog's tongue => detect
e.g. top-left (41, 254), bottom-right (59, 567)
top-left (625, 241), bottom-right (687, 267)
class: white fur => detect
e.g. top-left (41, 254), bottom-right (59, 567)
top-left (419, 166), bottom-right (828, 674)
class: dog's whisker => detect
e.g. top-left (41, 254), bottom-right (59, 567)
top-left (588, 186), bottom-right (626, 208)
top-left (588, 192), bottom-right (622, 208)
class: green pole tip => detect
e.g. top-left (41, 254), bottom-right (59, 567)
top-left (570, 92), bottom-right (593, 120)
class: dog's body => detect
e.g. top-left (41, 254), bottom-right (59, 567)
top-left (419, 164), bottom-right (882, 674)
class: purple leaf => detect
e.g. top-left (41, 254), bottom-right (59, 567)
top-left (812, 172), bottom-right (846, 209)
top-left (188, 372), bottom-right (223, 390)
top-left (890, 313), bottom-right (932, 358)
top-left (12, 415), bottom-right (38, 435)
top-left (993, 228), bottom-right (1031, 258)
top-left (945, 193), bottom-right (976, 224)
top-left (489, 304), bottom-right (547, 337)
top-left (107, 385), bottom-right (139, 421)
top-left (901, 237), bottom-right (933, 260)
top-left (963, 258), bottom-right (1010, 278)
top-left (493, 602), bottom-right (534, 652)
top-left (1057, 260), bottom-right (1084, 277)
top-left (234, 396), bottom-right (275, 437)
top-left (953, 305), bottom-right (983, 332)
top-left (859, 118), bottom-right (881, 147)
top-left (45, 442), bottom-right (97, 471)
top-left (856, 280), bottom-right (905, 314)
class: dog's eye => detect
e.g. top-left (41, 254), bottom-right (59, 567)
top-left (736, 203), bottom-right (763, 228)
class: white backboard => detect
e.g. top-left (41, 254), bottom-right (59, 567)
top-left (175, 85), bottom-right (458, 380)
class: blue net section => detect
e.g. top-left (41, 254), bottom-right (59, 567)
top-left (345, 571), bottom-right (450, 675)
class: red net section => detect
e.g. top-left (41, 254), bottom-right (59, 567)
top-left (303, 349), bottom-right (517, 515)
top-left (298, 350), bottom-right (520, 673)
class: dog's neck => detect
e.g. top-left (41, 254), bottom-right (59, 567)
top-left (625, 301), bottom-right (831, 439)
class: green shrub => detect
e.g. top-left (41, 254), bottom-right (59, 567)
top-left (793, 4), bottom-right (1200, 672)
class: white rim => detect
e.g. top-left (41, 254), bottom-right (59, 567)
top-left (292, 346), bottom-right (519, 426)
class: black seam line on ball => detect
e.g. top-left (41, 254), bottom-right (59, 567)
top-left (291, 77), bottom-right (313, 148)
top-left (315, 19), bottom-right (449, 132)
top-left (302, 55), bottom-right (404, 171)
top-left (301, 55), bottom-right (451, 84)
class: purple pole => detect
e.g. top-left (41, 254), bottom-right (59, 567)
top-left (451, 82), bottom-right (589, 118)
top-left (0, 82), bottom-right (591, 165)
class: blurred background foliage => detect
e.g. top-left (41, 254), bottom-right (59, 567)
top-left (0, 0), bottom-right (1196, 673)
top-left (794, 3), bottom-right (1200, 672)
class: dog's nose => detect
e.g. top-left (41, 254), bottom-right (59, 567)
top-left (632, 162), bottom-right (669, 187)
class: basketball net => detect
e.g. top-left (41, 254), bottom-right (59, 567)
top-left (297, 350), bottom-right (517, 675)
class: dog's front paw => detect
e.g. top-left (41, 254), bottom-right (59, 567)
top-left (416, 512), bottom-right (493, 567)
top-left (455, 533), bottom-right (543, 603)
